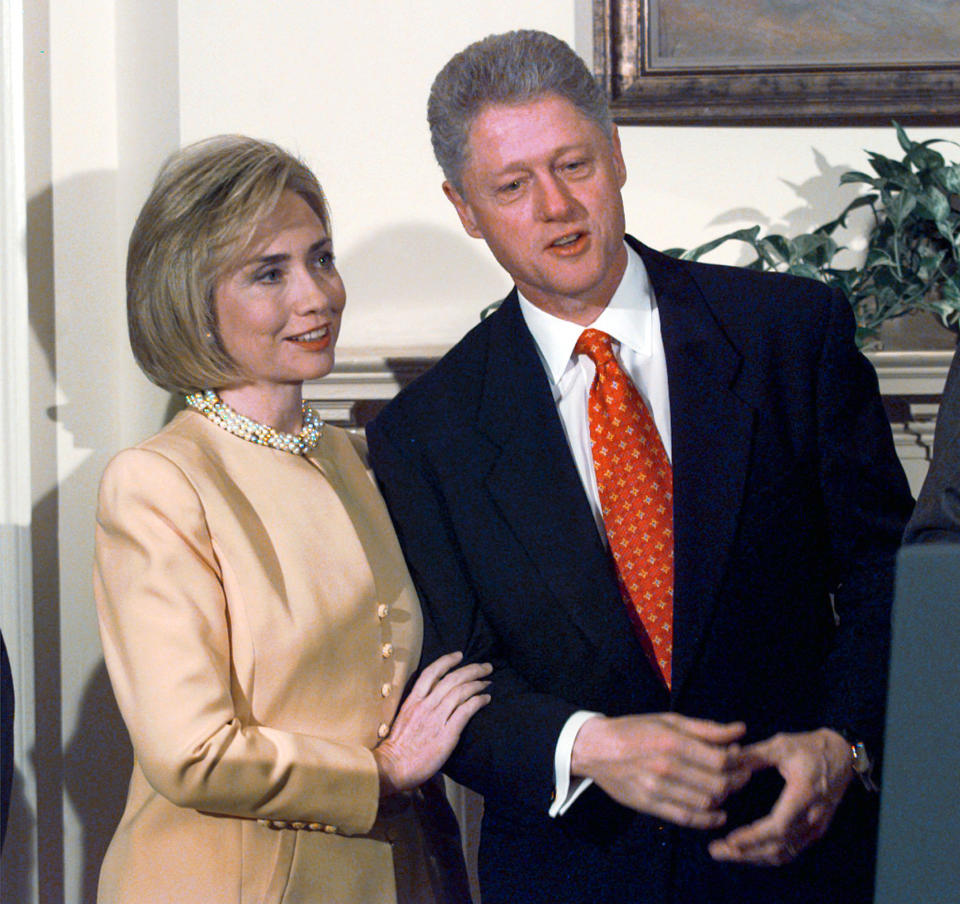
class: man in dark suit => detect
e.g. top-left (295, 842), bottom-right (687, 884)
top-left (367, 30), bottom-right (913, 904)
top-left (904, 345), bottom-right (960, 543)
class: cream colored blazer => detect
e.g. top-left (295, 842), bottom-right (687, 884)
top-left (94, 411), bottom-right (424, 904)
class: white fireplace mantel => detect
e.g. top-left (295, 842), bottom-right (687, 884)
top-left (306, 346), bottom-right (956, 497)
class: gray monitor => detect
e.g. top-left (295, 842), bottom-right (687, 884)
top-left (874, 544), bottom-right (960, 904)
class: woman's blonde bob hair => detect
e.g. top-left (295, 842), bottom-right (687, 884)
top-left (127, 135), bottom-right (330, 394)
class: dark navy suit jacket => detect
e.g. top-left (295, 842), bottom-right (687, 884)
top-left (368, 238), bottom-right (913, 904)
top-left (904, 342), bottom-right (960, 543)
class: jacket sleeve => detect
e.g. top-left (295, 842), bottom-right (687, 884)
top-left (815, 290), bottom-right (915, 760)
top-left (904, 343), bottom-right (960, 544)
top-left (367, 417), bottom-right (577, 815)
top-left (93, 448), bottom-right (380, 834)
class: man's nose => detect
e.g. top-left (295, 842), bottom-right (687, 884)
top-left (534, 174), bottom-right (577, 220)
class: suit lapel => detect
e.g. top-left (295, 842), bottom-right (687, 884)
top-left (476, 294), bottom-right (655, 687)
top-left (636, 241), bottom-right (758, 698)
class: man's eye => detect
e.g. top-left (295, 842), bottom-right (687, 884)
top-left (499, 179), bottom-right (523, 194)
top-left (314, 251), bottom-right (335, 270)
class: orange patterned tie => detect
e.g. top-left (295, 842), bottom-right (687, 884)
top-left (575, 328), bottom-right (674, 687)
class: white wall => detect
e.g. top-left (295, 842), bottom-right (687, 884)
top-left (176, 2), bottom-right (578, 350)
top-left (179, 2), bottom-right (960, 351)
top-left (4, 1), bottom-right (959, 900)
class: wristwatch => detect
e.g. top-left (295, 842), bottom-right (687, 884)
top-left (836, 729), bottom-right (879, 792)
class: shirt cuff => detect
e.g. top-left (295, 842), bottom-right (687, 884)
top-left (549, 710), bottom-right (602, 818)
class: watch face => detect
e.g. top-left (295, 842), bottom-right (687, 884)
top-left (851, 741), bottom-right (869, 772)
top-left (850, 740), bottom-right (879, 791)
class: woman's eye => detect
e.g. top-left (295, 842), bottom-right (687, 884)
top-left (314, 251), bottom-right (335, 270)
top-left (498, 179), bottom-right (523, 195)
top-left (256, 268), bottom-right (283, 284)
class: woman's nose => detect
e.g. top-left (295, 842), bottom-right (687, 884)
top-left (294, 267), bottom-right (342, 314)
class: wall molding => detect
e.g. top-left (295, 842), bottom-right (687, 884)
top-left (308, 346), bottom-right (952, 494)
top-left (868, 349), bottom-right (954, 395)
top-left (309, 347), bottom-right (954, 416)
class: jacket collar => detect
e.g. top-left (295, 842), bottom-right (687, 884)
top-left (473, 237), bottom-right (758, 698)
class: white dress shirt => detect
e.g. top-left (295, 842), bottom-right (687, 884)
top-left (517, 243), bottom-right (672, 816)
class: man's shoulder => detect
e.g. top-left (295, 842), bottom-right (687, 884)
top-left (636, 238), bottom-right (835, 306)
top-left (373, 291), bottom-right (519, 430)
top-left (634, 238), bottom-right (844, 347)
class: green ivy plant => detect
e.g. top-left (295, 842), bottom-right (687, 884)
top-left (666, 124), bottom-right (960, 347)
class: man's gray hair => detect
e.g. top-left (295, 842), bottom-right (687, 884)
top-left (428, 30), bottom-right (613, 192)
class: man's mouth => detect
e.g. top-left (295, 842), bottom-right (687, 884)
top-left (549, 232), bottom-right (587, 252)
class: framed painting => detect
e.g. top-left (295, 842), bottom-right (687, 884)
top-left (594, 0), bottom-right (960, 124)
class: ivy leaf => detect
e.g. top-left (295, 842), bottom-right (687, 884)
top-left (661, 123), bottom-right (959, 348)
top-left (676, 226), bottom-right (762, 261)
top-left (934, 164), bottom-right (960, 196)
top-left (914, 188), bottom-right (951, 223)
top-left (757, 234), bottom-right (791, 265)
top-left (793, 233), bottom-right (837, 263)
top-left (868, 153), bottom-right (921, 192)
top-left (884, 192), bottom-right (917, 228)
top-left (840, 171), bottom-right (877, 187)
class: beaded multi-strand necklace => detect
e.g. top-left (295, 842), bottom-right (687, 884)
top-left (185, 389), bottom-right (323, 456)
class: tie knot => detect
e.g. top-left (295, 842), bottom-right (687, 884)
top-left (574, 328), bottom-right (616, 367)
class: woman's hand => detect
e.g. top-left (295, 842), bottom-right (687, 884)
top-left (373, 651), bottom-right (491, 797)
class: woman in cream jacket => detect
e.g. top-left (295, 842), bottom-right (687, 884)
top-left (94, 136), bottom-right (489, 904)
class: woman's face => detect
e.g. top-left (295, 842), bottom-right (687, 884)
top-left (213, 190), bottom-right (346, 396)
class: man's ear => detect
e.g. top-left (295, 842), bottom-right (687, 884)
top-left (442, 181), bottom-right (484, 239)
top-left (610, 124), bottom-right (627, 189)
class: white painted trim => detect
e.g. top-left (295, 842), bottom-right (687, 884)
top-left (1, 0), bottom-right (37, 891)
top-left (305, 347), bottom-right (943, 500)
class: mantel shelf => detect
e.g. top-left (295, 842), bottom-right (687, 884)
top-left (305, 346), bottom-right (956, 497)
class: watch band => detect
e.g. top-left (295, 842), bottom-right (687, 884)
top-left (836, 728), bottom-right (879, 792)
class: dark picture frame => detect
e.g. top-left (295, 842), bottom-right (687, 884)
top-left (594, 0), bottom-right (960, 125)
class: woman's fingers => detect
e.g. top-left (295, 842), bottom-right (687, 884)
top-left (430, 677), bottom-right (492, 727)
top-left (424, 662), bottom-right (493, 709)
top-left (410, 653), bottom-right (492, 708)
top-left (374, 655), bottom-right (493, 795)
top-left (407, 650), bottom-right (465, 699)
top-left (443, 690), bottom-right (491, 736)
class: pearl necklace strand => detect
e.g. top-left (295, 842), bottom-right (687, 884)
top-left (185, 389), bottom-right (323, 456)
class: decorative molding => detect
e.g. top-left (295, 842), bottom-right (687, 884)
top-left (308, 347), bottom-right (952, 492)
top-left (303, 348), bottom-right (442, 427)
top-left (866, 350), bottom-right (953, 494)
top-left (866, 349), bottom-right (954, 397)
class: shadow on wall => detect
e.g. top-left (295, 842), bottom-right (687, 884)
top-left (63, 663), bottom-right (132, 904)
top-left (21, 175), bottom-right (177, 903)
top-left (695, 148), bottom-right (871, 268)
top-left (27, 181), bottom-right (65, 904)
top-left (335, 224), bottom-right (506, 348)
top-left (1, 768), bottom-right (36, 901)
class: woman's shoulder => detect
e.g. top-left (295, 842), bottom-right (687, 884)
top-left (124, 409), bottom-right (239, 468)
top-left (100, 411), bottom-right (216, 494)
top-left (315, 423), bottom-right (370, 468)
